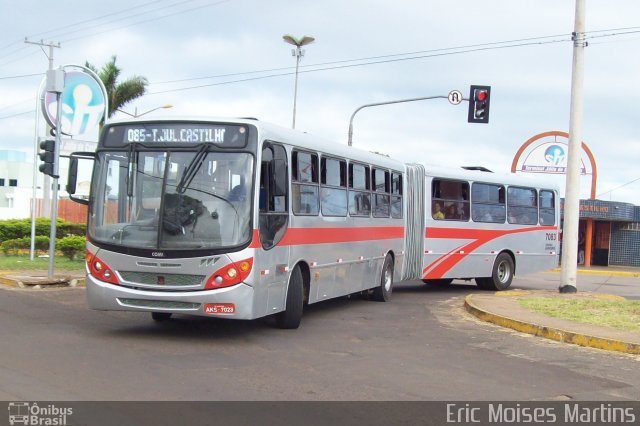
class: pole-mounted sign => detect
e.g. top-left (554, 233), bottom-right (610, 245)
top-left (41, 64), bottom-right (108, 137)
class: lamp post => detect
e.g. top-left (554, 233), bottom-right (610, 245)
top-left (283, 34), bottom-right (314, 129)
top-left (118, 104), bottom-right (173, 117)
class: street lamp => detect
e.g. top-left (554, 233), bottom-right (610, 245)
top-left (118, 104), bottom-right (173, 117)
top-left (283, 34), bottom-right (315, 129)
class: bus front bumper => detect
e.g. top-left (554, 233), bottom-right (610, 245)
top-left (86, 274), bottom-right (257, 319)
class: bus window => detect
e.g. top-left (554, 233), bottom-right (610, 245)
top-left (259, 143), bottom-right (289, 249)
top-left (391, 172), bottom-right (402, 219)
top-left (432, 178), bottom-right (469, 221)
top-left (372, 168), bottom-right (390, 218)
top-left (471, 182), bottom-right (506, 223)
top-left (320, 157), bottom-right (347, 217)
top-left (292, 150), bottom-right (319, 215)
top-left (348, 162), bottom-right (371, 216)
top-left (507, 186), bottom-right (538, 225)
top-left (539, 190), bottom-right (556, 225)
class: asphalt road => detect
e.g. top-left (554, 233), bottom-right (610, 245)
top-left (0, 271), bottom-right (638, 401)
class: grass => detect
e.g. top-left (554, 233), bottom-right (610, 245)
top-left (518, 297), bottom-right (640, 333)
top-left (0, 254), bottom-right (85, 272)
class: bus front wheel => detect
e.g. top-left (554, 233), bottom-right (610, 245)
top-left (275, 266), bottom-right (304, 329)
top-left (477, 253), bottom-right (514, 291)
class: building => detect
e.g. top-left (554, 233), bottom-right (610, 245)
top-left (0, 150), bottom-right (34, 220)
top-left (563, 199), bottom-right (640, 267)
top-left (0, 149), bottom-right (87, 222)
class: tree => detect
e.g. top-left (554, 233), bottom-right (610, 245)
top-left (85, 55), bottom-right (148, 118)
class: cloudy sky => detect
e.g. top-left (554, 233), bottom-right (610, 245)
top-left (1, 0), bottom-right (639, 203)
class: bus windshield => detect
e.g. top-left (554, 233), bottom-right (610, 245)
top-left (88, 149), bottom-right (254, 251)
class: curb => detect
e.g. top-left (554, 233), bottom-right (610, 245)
top-left (463, 294), bottom-right (640, 355)
top-left (549, 268), bottom-right (640, 278)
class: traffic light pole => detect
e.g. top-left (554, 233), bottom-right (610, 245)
top-left (347, 95), bottom-right (448, 146)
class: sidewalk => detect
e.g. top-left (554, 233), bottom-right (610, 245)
top-left (551, 265), bottom-right (640, 278)
top-left (465, 277), bottom-right (640, 355)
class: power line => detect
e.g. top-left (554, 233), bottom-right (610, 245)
top-left (0, 72), bottom-right (42, 80)
top-left (0, 98), bottom-right (34, 112)
top-left (0, 0), bottom-right (230, 65)
top-left (0, 110), bottom-right (34, 120)
top-left (597, 177), bottom-right (640, 198)
top-left (0, 0), bottom-right (178, 52)
top-left (152, 33), bottom-right (571, 86)
top-left (59, 0), bottom-right (222, 42)
top-left (25, 0), bottom-right (175, 40)
top-left (149, 36), bottom-right (571, 95)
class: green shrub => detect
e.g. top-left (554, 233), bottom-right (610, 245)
top-left (0, 218), bottom-right (86, 242)
top-left (0, 236), bottom-right (50, 255)
top-left (56, 235), bottom-right (86, 260)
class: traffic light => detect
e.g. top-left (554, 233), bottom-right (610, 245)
top-left (38, 139), bottom-right (57, 178)
top-left (467, 85), bottom-right (491, 124)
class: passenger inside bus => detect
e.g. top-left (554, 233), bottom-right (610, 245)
top-left (445, 203), bottom-right (459, 220)
top-left (432, 202), bottom-right (445, 220)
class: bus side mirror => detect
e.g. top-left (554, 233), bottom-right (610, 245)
top-left (270, 159), bottom-right (287, 197)
top-left (67, 152), bottom-right (95, 206)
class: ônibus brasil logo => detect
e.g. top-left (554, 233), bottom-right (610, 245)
top-left (7, 402), bottom-right (73, 425)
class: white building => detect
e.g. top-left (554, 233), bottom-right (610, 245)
top-left (0, 149), bottom-right (77, 220)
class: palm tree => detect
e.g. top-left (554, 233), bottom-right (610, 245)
top-left (85, 55), bottom-right (148, 118)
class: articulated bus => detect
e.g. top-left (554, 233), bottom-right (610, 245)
top-left (67, 117), bottom-right (558, 328)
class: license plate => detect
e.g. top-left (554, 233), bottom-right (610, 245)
top-left (204, 303), bottom-right (235, 315)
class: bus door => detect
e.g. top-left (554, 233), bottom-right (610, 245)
top-left (256, 142), bottom-right (290, 316)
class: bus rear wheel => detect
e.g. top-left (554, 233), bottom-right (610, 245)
top-left (151, 312), bottom-right (172, 321)
top-left (275, 266), bottom-right (304, 329)
top-left (478, 253), bottom-right (514, 291)
top-left (372, 254), bottom-right (394, 302)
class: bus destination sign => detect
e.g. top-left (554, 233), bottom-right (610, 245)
top-left (108, 123), bottom-right (248, 147)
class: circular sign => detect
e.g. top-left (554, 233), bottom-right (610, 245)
top-left (448, 90), bottom-right (463, 105)
top-left (42, 67), bottom-right (107, 136)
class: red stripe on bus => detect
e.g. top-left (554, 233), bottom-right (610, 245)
top-left (280, 226), bottom-right (404, 246)
top-left (422, 226), bottom-right (557, 279)
top-left (248, 226), bottom-right (404, 248)
top-left (425, 225), bottom-right (557, 240)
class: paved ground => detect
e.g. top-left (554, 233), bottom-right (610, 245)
top-left (0, 270), bottom-right (638, 401)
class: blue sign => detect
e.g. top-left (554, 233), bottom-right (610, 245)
top-left (42, 67), bottom-right (107, 136)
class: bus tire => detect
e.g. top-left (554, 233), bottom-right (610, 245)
top-left (151, 312), bottom-right (172, 321)
top-left (485, 253), bottom-right (515, 291)
top-left (422, 279), bottom-right (453, 286)
top-left (275, 266), bottom-right (304, 329)
top-left (372, 254), bottom-right (394, 302)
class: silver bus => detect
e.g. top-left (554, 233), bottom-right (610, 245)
top-left (67, 117), bottom-right (558, 328)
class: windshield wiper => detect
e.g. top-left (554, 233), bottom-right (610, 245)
top-left (176, 144), bottom-right (208, 194)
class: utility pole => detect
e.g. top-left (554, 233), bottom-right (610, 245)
top-left (559, 0), bottom-right (586, 293)
top-left (25, 39), bottom-right (61, 218)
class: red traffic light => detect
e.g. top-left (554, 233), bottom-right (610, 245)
top-left (468, 85), bottom-right (491, 124)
